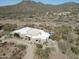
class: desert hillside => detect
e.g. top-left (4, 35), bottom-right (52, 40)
top-left (0, 0), bottom-right (79, 59)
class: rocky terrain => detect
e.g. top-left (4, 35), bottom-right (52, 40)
top-left (0, 0), bottom-right (79, 59)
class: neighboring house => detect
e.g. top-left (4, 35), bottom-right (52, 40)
top-left (11, 27), bottom-right (50, 44)
top-left (53, 11), bottom-right (71, 16)
top-left (58, 12), bottom-right (71, 16)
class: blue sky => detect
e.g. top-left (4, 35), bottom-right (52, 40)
top-left (0, 0), bottom-right (79, 6)
top-left (33, 0), bottom-right (79, 4)
top-left (0, 0), bottom-right (22, 6)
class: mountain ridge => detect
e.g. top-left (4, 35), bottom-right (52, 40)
top-left (0, 1), bottom-right (79, 15)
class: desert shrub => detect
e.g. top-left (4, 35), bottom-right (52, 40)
top-left (0, 40), bottom-right (2, 43)
top-left (74, 26), bottom-right (79, 35)
top-left (58, 41), bottom-right (67, 54)
top-left (76, 43), bottom-right (79, 46)
top-left (29, 15), bottom-right (35, 18)
top-left (35, 46), bottom-right (51, 59)
top-left (15, 44), bottom-right (27, 50)
top-left (54, 25), bottom-right (72, 40)
top-left (41, 47), bottom-right (51, 59)
top-left (3, 23), bottom-right (17, 32)
top-left (58, 25), bottom-right (72, 34)
top-left (71, 46), bottom-right (79, 55)
top-left (35, 48), bottom-right (42, 58)
top-left (69, 39), bottom-right (74, 44)
top-left (49, 33), bottom-right (62, 41)
top-left (75, 37), bottom-right (79, 46)
top-left (36, 44), bottom-right (43, 48)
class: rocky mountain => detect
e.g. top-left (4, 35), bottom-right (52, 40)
top-left (0, 1), bottom-right (79, 15)
top-left (0, 1), bottom-right (46, 15)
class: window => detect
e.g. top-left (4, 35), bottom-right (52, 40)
top-left (28, 37), bottom-right (31, 41)
top-left (36, 40), bottom-right (38, 41)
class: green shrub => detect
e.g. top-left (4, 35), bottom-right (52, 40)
top-left (74, 26), bottom-right (79, 35)
top-left (41, 47), bottom-right (51, 59)
top-left (0, 40), bottom-right (2, 43)
top-left (55, 25), bottom-right (72, 34)
top-left (58, 41), bottom-right (67, 54)
top-left (35, 47), bottom-right (51, 59)
top-left (3, 23), bottom-right (17, 32)
top-left (71, 46), bottom-right (79, 55)
top-left (49, 33), bottom-right (62, 41)
top-left (36, 44), bottom-right (43, 48)
top-left (15, 44), bottom-right (27, 50)
top-left (53, 25), bottom-right (72, 40)
top-left (75, 37), bottom-right (79, 46)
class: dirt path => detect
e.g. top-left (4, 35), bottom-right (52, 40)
top-left (3, 38), bottom-right (35, 59)
top-left (23, 44), bottom-right (35, 59)
top-left (2, 38), bottom-right (68, 59)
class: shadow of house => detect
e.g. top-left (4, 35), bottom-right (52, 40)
top-left (0, 24), bottom-right (3, 30)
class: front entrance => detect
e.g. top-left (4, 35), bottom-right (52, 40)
top-left (14, 33), bottom-right (20, 38)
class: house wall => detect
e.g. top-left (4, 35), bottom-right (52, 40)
top-left (31, 38), bottom-right (41, 44)
top-left (11, 32), bottom-right (49, 44)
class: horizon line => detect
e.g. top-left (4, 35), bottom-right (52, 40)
top-left (0, 0), bottom-right (79, 7)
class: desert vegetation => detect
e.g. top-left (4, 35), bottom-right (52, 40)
top-left (0, 42), bottom-right (27, 59)
top-left (35, 44), bottom-right (51, 59)
top-left (0, 0), bottom-right (79, 59)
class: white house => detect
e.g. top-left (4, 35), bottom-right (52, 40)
top-left (11, 27), bottom-right (50, 44)
top-left (58, 11), bottom-right (71, 16)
